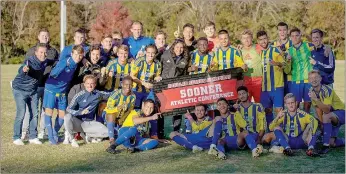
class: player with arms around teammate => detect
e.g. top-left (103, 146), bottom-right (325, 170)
top-left (106, 99), bottom-right (160, 154)
top-left (188, 37), bottom-right (213, 75)
top-left (170, 103), bottom-right (213, 153)
top-left (308, 70), bottom-right (345, 154)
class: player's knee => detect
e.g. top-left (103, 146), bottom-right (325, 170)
top-left (322, 113), bottom-right (333, 123)
top-left (274, 126), bottom-right (282, 131)
top-left (169, 131), bottom-right (179, 139)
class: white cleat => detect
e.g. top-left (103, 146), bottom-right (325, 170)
top-left (13, 139), bottom-right (25, 146)
top-left (29, 138), bottom-right (42, 145)
top-left (269, 145), bottom-right (284, 154)
top-left (71, 139), bottom-right (79, 147)
top-left (192, 145), bottom-right (203, 153)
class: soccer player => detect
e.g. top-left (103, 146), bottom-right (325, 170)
top-left (104, 45), bottom-right (131, 91)
top-left (310, 29), bottom-right (335, 87)
top-left (64, 75), bottom-right (110, 147)
top-left (208, 98), bottom-right (264, 159)
top-left (106, 99), bottom-right (160, 154)
top-left (256, 30), bottom-right (289, 126)
top-left (308, 70), bottom-right (345, 154)
top-left (131, 44), bottom-right (162, 109)
top-left (170, 103), bottom-right (213, 152)
top-left (288, 28), bottom-right (314, 113)
top-left (187, 37), bottom-right (213, 75)
top-left (12, 43), bottom-right (48, 145)
top-left (203, 21), bottom-right (220, 53)
top-left (104, 76), bottom-right (136, 151)
top-left (267, 93), bottom-right (319, 156)
top-left (111, 30), bottom-right (123, 59)
top-left (60, 28), bottom-right (89, 60)
top-left (211, 30), bottom-right (247, 71)
top-left (181, 23), bottom-right (197, 54)
top-left (123, 21), bottom-right (154, 61)
top-left (21, 28), bottom-right (59, 140)
top-left (234, 86), bottom-right (266, 145)
top-left (239, 29), bottom-right (262, 102)
top-left (99, 34), bottom-right (113, 67)
top-left (43, 45), bottom-right (84, 145)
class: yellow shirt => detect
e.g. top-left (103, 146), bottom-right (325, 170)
top-left (237, 102), bottom-right (266, 133)
top-left (190, 116), bottom-right (213, 133)
top-left (211, 46), bottom-right (244, 71)
top-left (312, 85), bottom-right (345, 111)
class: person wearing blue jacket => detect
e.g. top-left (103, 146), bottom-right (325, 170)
top-left (64, 75), bottom-right (111, 147)
top-left (60, 28), bottom-right (89, 60)
top-left (310, 29), bottom-right (335, 87)
top-left (43, 45), bottom-right (84, 145)
top-left (12, 43), bottom-right (48, 145)
top-left (123, 21), bottom-right (154, 61)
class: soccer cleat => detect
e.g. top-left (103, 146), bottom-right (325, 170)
top-left (216, 151), bottom-right (227, 160)
top-left (192, 145), bottom-right (203, 153)
top-left (283, 148), bottom-right (294, 156)
top-left (13, 139), bottom-right (25, 146)
top-left (29, 138), bottom-right (42, 145)
top-left (252, 147), bottom-right (261, 158)
top-left (306, 149), bottom-right (320, 157)
top-left (269, 146), bottom-right (284, 154)
top-left (318, 145), bottom-right (330, 154)
top-left (208, 144), bottom-right (218, 156)
top-left (71, 139), bottom-right (79, 147)
top-left (106, 144), bottom-right (118, 154)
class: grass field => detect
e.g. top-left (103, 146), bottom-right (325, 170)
top-left (1, 63), bottom-right (345, 173)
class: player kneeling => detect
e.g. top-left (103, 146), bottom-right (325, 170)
top-left (170, 103), bottom-right (213, 153)
top-left (106, 99), bottom-right (160, 154)
top-left (208, 98), bottom-right (264, 160)
top-left (264, 93), bottom-right (319, 157)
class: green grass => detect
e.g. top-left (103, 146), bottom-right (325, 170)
top-left (1, 63), bottom-right (345, 173)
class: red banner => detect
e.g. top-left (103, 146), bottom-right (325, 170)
top-left (157, 79), bottom-right (238, 112)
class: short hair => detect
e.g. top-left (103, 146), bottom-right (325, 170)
top-left (290, 27), bottom-right (301, 35)
top-left (131, 21), bottom-right (143, 28)
top-left (284, 93), bottom-right (296, 102)
top-left (308, 69), bottom-right (321, 76)
top-left (241, 29), bottom-right (253, 38)
top-left (183, 23), bottom-right (194, 30)
top-left (311, 28), bottom-right (324, 37)
top-left (217, 97), bottom-right (228, 104)
top-left (143, 99), bottom-right (155, 105)
top-left (101, 34), bottom-right (112, 41)
top-left (204, 21), bottom-right (216, 29)
top-left (38, 28), bottom-right (49, 35)
top-left (112, 30), bottom-right (123, 37)
top-left (256, 30), bottom-right (267, 38)
top-left (145, 44), bottom-right (157, 53)
top-left (72, 45), bottom-right (84, 54)
top-left (154, 30), bottom-right (167, 39)
top-left (122, 75), bottom-right (133, 82)
top-left (83, 74), bottom-right (97, 83)
top-left (197, 37), bottom-right (208, 43)
top-left (195, 102), bottom-right (207, 111)
top-left (118, 45), bottom-right (129, 52)
top-left (277, 22), bottom-right (288, 29)
top-left (75, 28), bottom-right (87, 35)
top-left (35, 43), bottom-right (47, 51)
top-left (218, 30), bottom-right (229, 36)
top-left (89, 44), bottom-right (101, 53)
top-left (237, 86), bottom-right (248, 93)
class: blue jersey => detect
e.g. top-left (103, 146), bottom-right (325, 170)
top-left (123, 36), bottom-right (154, 59)
top-left (45, 57), bottom-right (79, 93)
top-left (60, 44), bottom-right (89, 60)
top-left (311, 44), bottom-right (335, 85)
top-left (99, 47), bottom-right (112, 67)
top-left (67, 89), bottom-right (111, 120)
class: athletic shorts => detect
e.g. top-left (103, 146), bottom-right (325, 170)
top-left (291, 81), bottom-right (311, 102)
top-left (43, 89), bottom-right (67, 110)
top-left (260, 87), bottom-right (284, 108)
top-left (288, 134), bottom-right (308, 149)
top-left (132, 91), bottom-right (149, 109)
top-left (332, 110), bottom-right (345, 126)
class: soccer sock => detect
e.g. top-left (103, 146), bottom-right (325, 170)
top-left (245, 134), bottom-right (257, 150)
top-left (274, 129), bottom-right (290, 149)
top-left (115, 127), bottom-right (137, 145)
top-left (53, 117), bottom-right (64, 138)
top-left (212, 121), bottom-right (222, 145)
top-left (323, 123), bottom-right (332, 146)
top-left (334, 138), bottom-right (345, 147)
top-left (217, 144), bottom-right (225, 153)
top-left (271, 139), bottom-right (280, 146)
top-left (136, 140), bottom-right (159, 151)
top-left (44, 115), bottom-right (55, 143)
top-left (266, 113), bottom-right (274, 128)
top-left (172, 135), bottom-right (194, 149)
top-left (331, 126), bottom-right (340, 137)
top-left (308, 135), bottom-right (317, 149)
top-left (107, 122), bottom-right (115, 139)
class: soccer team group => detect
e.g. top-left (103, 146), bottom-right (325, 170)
top-left (11, 20), bottom-right (345, 159)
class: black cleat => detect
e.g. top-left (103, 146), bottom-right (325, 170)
top-left (318, 145), bottom-right (330, 154)
top-left (127, 147), bottom-right (140, 153)
top-left (106, 144), bottom-right (118, 154)
top-left (283, 148), bottom-right (294, 156)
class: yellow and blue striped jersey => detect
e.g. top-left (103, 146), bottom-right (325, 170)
top-left (104, 60), bottom-right (131, 91)
top-left (273, 39), bottom-right (293, 81)
top-left (191, 116), bottom-right (213, 133)
top-left (189, 51), bottom-right (213, 75)
top-left (261, 45), bottom-right (285, 92)
top-left (122, 110), bottom-right (151, 136)
top-left (131, 57), bottom-right (162, 93)
top-left (104, 89), bottom-right (136, 125)
top-left (219, 112), bottom-right (247, 136)
top-left (269, 109), bottom-right (318, 137)
top-left (311, 85), bottom-right (345, 111)
top-left (237, 103), bottom-right (266, 133)
top-left (211, 46), bottom-right (244, 70)
top-left (288, 42), bottom-right (314, 82)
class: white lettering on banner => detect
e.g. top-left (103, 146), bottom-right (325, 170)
top-left (167, 75), bottom-right (232, 88)
top-left (180, 84), bottom-right (223, 98)
top-left (171, 92), bottom-right (234, 107)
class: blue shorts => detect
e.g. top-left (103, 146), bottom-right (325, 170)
top-left (223, 135), bottom-right (242, 150)
top-left (332, 110), bottom-right (345, 126)
top-left (291, 81), bottom-right (311, 102)
top-left (132, 91), bottom-right (149, 109)
top-left (260, 87), bottom-right (284, 108)
top-left (43, 89), bottom-right (67, 110)
top-left (184, 133), bottom-right (212, 149)
top-left (288, 134), bottom-right (307, 149)
top-left (249, 133), bottom-right (259, 142)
